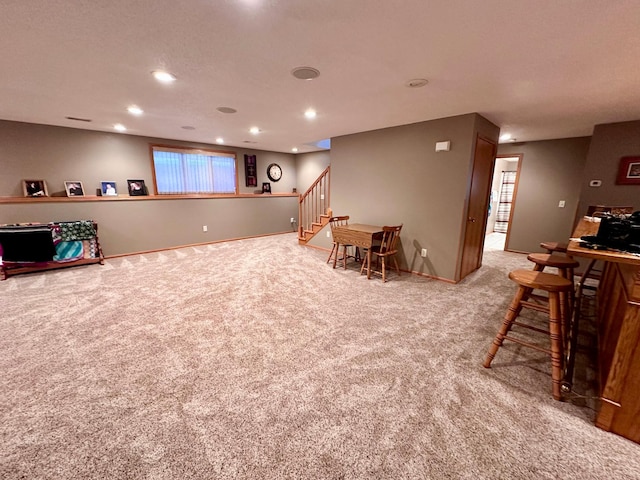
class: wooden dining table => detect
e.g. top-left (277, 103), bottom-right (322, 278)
top-left (331, 223), bottom-right (383, 278)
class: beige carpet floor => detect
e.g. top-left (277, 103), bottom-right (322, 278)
top-left (1, 233), bottom-right (639, 479)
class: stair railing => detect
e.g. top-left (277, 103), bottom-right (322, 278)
top-left (298, 166), bottom-right (330, 239)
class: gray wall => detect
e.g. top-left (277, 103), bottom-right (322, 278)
top-left (295, 151), bottom-right (331, 194)
top-left (310, 113), bottom-right (499, 282)
top-left (497, 137), bottom-right (591, 253)
top-left (577, 120), bottom-right (640, 217)
top-left (0, 121), bottom-right (298, 256)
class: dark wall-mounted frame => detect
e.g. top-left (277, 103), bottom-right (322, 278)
top-left (244, 154), bottom-right (257, 187)
top-left (616, 156), bottom-right (640, 185)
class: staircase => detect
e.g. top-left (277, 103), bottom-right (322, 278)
top-left (298, 166), bottom-right (331, 245)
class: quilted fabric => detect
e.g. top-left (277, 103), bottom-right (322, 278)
top-left (57, 221), bottom-right (96, 241)
top-left (53, 240), bottom-right (84, 262)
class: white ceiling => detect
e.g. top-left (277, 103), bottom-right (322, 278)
top-left (2, 1), bottom-right (640, 153)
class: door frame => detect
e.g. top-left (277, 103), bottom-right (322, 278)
top-left (494, 153), bottom-right (523, 252)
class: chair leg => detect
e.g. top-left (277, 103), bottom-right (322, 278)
top-left (326, 242), bottom-right (337, 264)
top-left (342, 245), bottom-right (348, 269)
top-left (381, 257), bottom-right (387, 282)
top-left (484, 285), bottom-right (528, 368)
top-left (392, 255), bottom-right (400, 276)
top-left (548, 292), bottom-right (565, 401)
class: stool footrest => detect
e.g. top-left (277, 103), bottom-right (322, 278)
top-left (511, 321), bottom-right (550, 336)
top-left (501, 335), bottom-right (552, 355)
top-left (520, 300), bottom-right (550, 313)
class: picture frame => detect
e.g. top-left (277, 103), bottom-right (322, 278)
top-left (616, 156), bottom-right (640, 185)
top-left (64, 181), bottom-right (85, 197)
top-left (23, 179), bottom-right (48, 197)
top-left (244, 154), bottom-right (257, 187)
top-left (101, 181), bottom-right (118, 196)
top-left (262, 182), bottom-right (271, 194)
top-left (127, 179), bottom-right (147, 196)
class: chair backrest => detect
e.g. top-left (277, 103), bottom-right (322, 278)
top-left (329, 216), bottom-right (349, 230)
top-left (378, 225), bottom-right (403, 254)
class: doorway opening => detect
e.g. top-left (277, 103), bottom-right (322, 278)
top-left (484, 154), bottom-right (521, 251)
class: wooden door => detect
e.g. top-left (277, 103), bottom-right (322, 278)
top-left (459, 135), bottom-right (497, 280)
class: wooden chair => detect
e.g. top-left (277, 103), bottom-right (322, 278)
top-left (361, 225), bottom-right (402, 282)
top-left (326, 216), bottom-right (360, 268)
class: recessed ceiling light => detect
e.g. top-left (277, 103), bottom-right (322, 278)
top-left (304, 109), bottom-right (317, 119)
top-left (127, 105), bottom-right (143, 115)
top-left (249, 127), bottom-right (260, 135)
top-left (216, 137), bottom-right (224, 144)
top-left (405, 78), bottom-right (429, 88)
top-left (292, 147), bottom-right (298, 153)
top-left (152, 70), bottom-right (176, 83)
top-left (500, 133), bottom-right (512, 142)
top-left (181, 126), bottom-right (196, 130)
top-left (114, 124), bottom-right (127, 132)
top-left (292, 66), bottom-right (320, 80)
top-left (217, 107), bottom-right (237, 114)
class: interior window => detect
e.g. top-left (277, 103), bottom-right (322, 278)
top-left (151, 146), bottom-right (237, 195)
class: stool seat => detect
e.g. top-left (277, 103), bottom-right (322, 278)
top-left (527, 253), bottom-right (579, 270)
top-left (540, 241), bottom-right (568, 253)
top-left (509, 269), bottom-right (573, 292)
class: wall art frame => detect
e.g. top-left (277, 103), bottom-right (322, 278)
top-left (23, 179), bottom-right (48, 197)
top-left (64, 181), bottom-right (85, 197)
top-left (101, 181), bottom-right (118, 196)
top-left (127, 179), bottom-right (147, 196)
top-left (616, 156), bottom-right (640, 185)
top-left (244, 154), bottom-right (257, 187)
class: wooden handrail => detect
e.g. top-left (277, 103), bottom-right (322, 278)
top-left (298, 166), bottom-right (330, 240)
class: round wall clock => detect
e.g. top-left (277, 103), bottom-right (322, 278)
top-left (267, 163), bottom-right (282, 182)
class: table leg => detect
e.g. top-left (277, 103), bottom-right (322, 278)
top-left (333, 243), bottom-right (340, 269)
top-left (366, 250), bottom-right (372, 279)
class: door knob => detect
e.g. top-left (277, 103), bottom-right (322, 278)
top-left (468, 217), bottom-right (476, 223)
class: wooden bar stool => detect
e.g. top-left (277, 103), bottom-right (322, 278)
top-left (540, 241), bottom-right (568, 254)
top-left (527, 253), bottom-right (579, 332)
top-left (483, 269), bottom-right (573, 400)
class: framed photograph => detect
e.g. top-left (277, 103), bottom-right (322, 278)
top-left (23, 179), bottom-right (48, 197)
top-left (127, 179), bottom-right (147, 196)
top-left (616, 156), bottom-right (640, 185)
top-left (101, 181), bottom-right (118, 196)
top-left (262, 182), bottom-right (271, 194)
top-left (64, 181), bottom-right (85, 197)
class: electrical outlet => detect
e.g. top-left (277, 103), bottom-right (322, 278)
top-left (290, 217), bottom-right (295, 223)
top-left (558, 200), bottom-right (565, 208)
top-left (202, 225), bottom-right (208, 232)
top-left (421, 248), bottom-right (427, 257)
top-left (326, 231), bottom-right (330, 237)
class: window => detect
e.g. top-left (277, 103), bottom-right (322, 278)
top-left (151, 145), bottom-right (237, 195)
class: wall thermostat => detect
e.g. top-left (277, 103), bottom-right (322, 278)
top-left (589, 179), bottom-right (602, 187)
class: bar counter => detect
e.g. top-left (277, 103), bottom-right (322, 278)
top-left (568, 217), bottom-right (640, 444)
